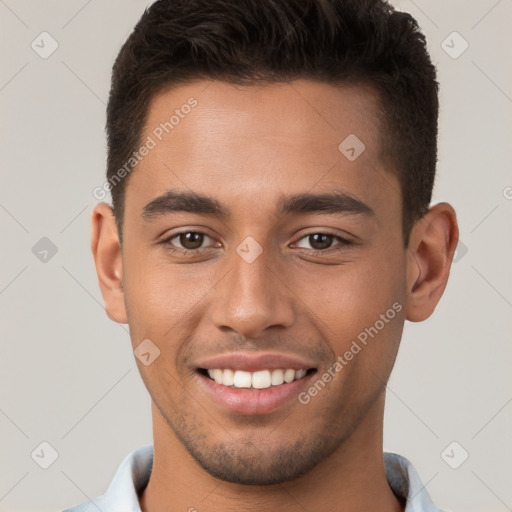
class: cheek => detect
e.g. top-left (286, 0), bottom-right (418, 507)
top-left (306, 247), bottom-right (407, 362)
top-left (122, 252), bottom-right (216, 373)
top-left (121, 255), bottom-right (176, 350)
top-left (123, 247), bottom-right (192, 320)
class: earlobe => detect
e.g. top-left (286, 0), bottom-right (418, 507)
top-left (405, 203), bottom-right (459, 322)
top-left (90, 202), bottom-right (128, 324)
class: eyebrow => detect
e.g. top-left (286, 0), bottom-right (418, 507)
top-left (141, 189), bottom-right (374, 220)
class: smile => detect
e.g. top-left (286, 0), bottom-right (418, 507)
top-left (194, 352), bottom-right (319, 414)
top-left (202, 368), bottom-right (313, 389)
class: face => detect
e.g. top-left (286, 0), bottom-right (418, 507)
top-left (118, 79), bottom-right (410, 484)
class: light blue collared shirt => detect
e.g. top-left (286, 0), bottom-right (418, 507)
top-left (63, 444), bottom-right (445, 512)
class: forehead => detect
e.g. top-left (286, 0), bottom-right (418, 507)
top-left (124, 79), bottom-right (397, 222)
top-left (146, 78), bottom-right (382, 152)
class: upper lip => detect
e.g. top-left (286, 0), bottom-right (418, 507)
top-left (195, 352), bottom-right (317, 372)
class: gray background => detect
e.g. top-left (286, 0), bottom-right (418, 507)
top-left (1, 0), bottom-right (511, 511)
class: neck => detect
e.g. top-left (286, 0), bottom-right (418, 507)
top-left (139, 396), bottom-right (403, 512)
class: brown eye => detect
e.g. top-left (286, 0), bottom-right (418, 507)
top-left (177, 232), bottom-right (204, 250)
top-left (294, 232), bottom-right (354, 253)
top-left (307, 233), bottom-right (334, 250)
top-left (162, 231), bottom-right (214, 254)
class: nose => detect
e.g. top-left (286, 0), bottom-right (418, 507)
top-left (209, 245), bottom-right (295, 339)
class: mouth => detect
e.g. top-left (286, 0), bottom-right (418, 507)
top-left (198, 367), bottom-right (316, 389)
top-left (194, 353), bottom-right (318, 415)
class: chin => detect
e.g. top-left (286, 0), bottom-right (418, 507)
top-left (181, 432), bottom-right (344, 485)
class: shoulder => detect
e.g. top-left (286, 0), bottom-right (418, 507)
top-left (61, 444), bottom-right (153, 512)
top-left (384, 452), bottom-right (446, 512)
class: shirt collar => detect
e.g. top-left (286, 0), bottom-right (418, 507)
top-left (384, 452), bottom-right (442, 512)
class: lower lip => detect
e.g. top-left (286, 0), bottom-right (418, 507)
top-left (197, 372), bottom-right (315, 415)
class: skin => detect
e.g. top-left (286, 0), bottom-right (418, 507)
top-left (91, 79), bottom-right (458, 512)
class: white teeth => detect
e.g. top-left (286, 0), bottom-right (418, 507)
top-left (283, 369), bottom-right (296, 383)
top-left (223, 368), bottom-right (235, 386)
top-left (233, 370), bottom-right (252, 388)
top-left (213, 369), bottom-right (223, 384)
top-left (295, 369), bottom-right (307, 379)
top-left (205, 368), bottom-right (308, 389)
top-left (252, 370), bottom-right (271, 389)
top-left (271, 369), bottom-right (284, 386)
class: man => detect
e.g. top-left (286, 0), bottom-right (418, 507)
top-left (65, 0), bottom-right (458, 510)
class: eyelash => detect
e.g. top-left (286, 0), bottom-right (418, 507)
top-left (161, 230), bottom-right (355, 257)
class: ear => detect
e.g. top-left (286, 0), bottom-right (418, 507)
top-left (405, 202), bottom-right (459, 322)
top-left (90, 202), bottom-right (128, 324)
